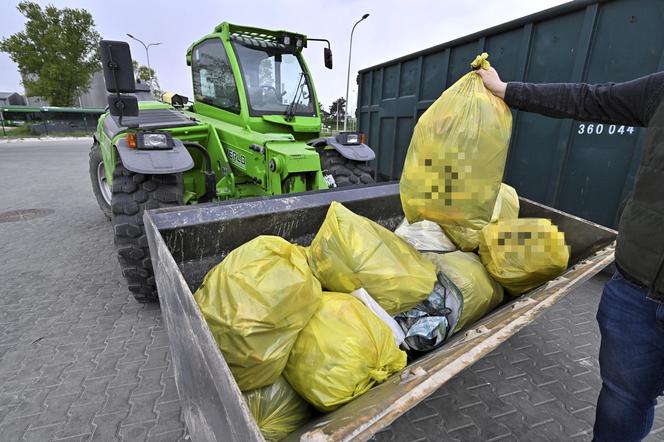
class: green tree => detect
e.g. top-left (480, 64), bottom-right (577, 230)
top-left (133, 61), bottom-right (161, 99)
top-left (329, 97), bottom-right (346, 120)
top-left (137, 65), bottom-right (157, 92)
top-left (0, 1), bottom-right (100, 106)
top-left (318, 101), bottom-right (330, 120)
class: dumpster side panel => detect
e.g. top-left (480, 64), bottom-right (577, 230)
top-left (357, 0), bottom-right (664, 228)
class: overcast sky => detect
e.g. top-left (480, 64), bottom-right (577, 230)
top-left (0, 0), bottom-right (567, 110)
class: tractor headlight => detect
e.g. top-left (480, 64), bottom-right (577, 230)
top-left (345, 133), bottom-right (359, 144)
top-left (137, 131), bottom-right (174, 150)
top-left (143, 133), bottom-right (168, 147)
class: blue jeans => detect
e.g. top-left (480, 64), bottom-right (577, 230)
top-left (593, 271), bottom-right (664, 441)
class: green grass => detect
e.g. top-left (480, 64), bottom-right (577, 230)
top-left (0, 125), bottom-right (34, 138)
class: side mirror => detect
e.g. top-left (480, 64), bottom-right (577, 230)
top-left (100, 40), bottom-right (135, 93)
top-left (324, 47), bottom-right (333, 70)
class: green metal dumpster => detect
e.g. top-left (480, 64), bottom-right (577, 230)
top-left (143, 183), bottom-right (616, 441)
top-left (357, 0), bottom-right (664, 228)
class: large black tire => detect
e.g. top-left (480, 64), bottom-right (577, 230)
top-left (89, 142), bottom-right (112, 220)
top-left (319, 149), bottom-right (375, 187)
top-left (111, 158), bottom-right (182, 302)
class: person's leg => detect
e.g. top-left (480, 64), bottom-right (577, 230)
top-left (593, 271), bottom-right (664, 442)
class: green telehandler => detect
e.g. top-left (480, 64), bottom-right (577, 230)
top-left (89, 22), bottom-right (376, 302)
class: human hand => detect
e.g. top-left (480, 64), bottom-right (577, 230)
top-left (476, 67), bottom-right (507, 99)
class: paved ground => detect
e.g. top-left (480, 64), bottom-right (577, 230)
top-left (0, 140), bottom-right (186, 441)
top-left (0, 140), bottom-right (662, 441)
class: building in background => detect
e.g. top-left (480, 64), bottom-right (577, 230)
top-left (0, 92), bottom-right (27, 106)
top-left (22, 70), bottom-right (107, 108)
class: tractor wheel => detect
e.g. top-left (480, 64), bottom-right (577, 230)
top-left (89, 142), bottom-right (112, 220)
top-left (319, 149), bottom-right (375, 188)
top-left (111, 158), bottom-right (182, 303)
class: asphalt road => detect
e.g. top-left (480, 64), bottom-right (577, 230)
top-left (0, 139), bottom-right (662, 441)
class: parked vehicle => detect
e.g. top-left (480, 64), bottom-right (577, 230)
top-left (89, 23), bottom-right (375, 302)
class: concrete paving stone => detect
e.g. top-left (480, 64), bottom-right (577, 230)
top-left (146, 429), bottom-right (186, 442)
top-left (33, 391), bottom-right (79, 427)
top-left (148, 401), bottom-right (185, 438)
top-left (128, 326), bottom-right (154, 344)
top-left (122, 391), bottom-right (161, 426)
top-left (66, 349), bottom-right (102, 373)
top-left (120, 341), bottom-right (150, 365)
top-left (110, 360), bottom-right (144, 389)
top-left (55, 404), bottom-right (97, 439)
top-left (24, 362), bottom-right (71, 392)
top-left (23, 423), bottom-right (66, 442)
top-left (90, 410), bottom-right (127, 442)
top-left (1, 350), bottom-right (29, 372)
top-left (140, 347), bottom-right (170, 371)
top-left (102, 336), bottom-right (131, 357)
top-left (51, 344), bottom-right (79, 366)
top-left (73, 376), bottom-right (114, 408)
top-left (132, 368), bottom-right (164, 397)
top-left (0, 405), bottom-right (18, 425)
top-left (6, 387), bottom-right (51, 420)
top-left (88, 354), bottom-right (120, 379)
top-left (0, 414), bottom-right (39, 441)
top-left (120, 421), bottom-right (154, 441)
top-left (100, 384), bottom-right (136, 416)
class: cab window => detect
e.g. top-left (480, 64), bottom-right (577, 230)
top-left (192, 39), bottom-right (240, 113)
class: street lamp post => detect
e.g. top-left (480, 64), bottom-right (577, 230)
top-left (126, 34), bottom-right (162, 92)
top-left (344, 13), bottom-right (369, 132)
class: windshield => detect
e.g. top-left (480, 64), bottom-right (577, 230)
top-left (232, 41), bottom-right (315, 117)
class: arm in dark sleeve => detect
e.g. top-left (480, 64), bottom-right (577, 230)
top-left (504, 72), bottom-right (664, 127)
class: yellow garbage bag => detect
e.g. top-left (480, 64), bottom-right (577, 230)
top-left (284, 292), bottom-right (407, 412)
top-left (307, 201), bottom-right (437, 315)
top-left (400, 53), bottom-right (512, 251)
top-left (243, 376), bottom-right (312, 442)
top-left (491, 183), bottom-right (520, 223)
top-left (479, 219), bottom-right (570, 297)
top-left (424, 251), bottom-right (504, 333)
top-left (194, 235), bottom-right (322, 391)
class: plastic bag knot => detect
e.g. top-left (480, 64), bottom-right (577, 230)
top-left (369, 368), bottom-right (389, 383)
top-left (470, 52), bottom-right (491, 70)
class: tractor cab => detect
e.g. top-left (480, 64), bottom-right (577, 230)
top-left (186, 23), bottom-right (331, 139)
